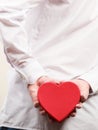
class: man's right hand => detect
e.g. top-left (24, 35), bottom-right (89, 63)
top-left (28, 76), bottom-right (60, 114)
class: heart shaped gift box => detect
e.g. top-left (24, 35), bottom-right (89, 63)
top-left (38, 82), bottom-right (80, 122)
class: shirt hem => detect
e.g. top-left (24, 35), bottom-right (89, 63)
top-left (0, 123), bottom-right (41, 130)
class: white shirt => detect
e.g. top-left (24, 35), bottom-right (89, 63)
top-left (0, 0), bottom-right (98, 129)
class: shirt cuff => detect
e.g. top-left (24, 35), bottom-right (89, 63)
top-left (79, 73), bottom-right (98, 94)
top-left (15, 59), bottom-right (47, 84)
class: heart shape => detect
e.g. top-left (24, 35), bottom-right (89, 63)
top-left (38, 82), bottom-right (80, 122)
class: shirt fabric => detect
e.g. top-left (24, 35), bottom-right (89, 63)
top-left (0, 0), bottom-right (98, 130)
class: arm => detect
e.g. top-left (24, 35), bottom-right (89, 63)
top-left (0, 2), bottom-right (46, 84)
top-left (0, 3), bottom-right (61, 115)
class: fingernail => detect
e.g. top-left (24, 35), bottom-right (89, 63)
top-left (34, 102), bottom-right (39, 108)
top-left (40, 111), bottom-right (46, 115)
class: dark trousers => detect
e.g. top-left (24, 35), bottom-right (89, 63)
top-left (0, 127), bottom-right (22, 130)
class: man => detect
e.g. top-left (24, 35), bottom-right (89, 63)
top-left (0, 0), bottom-right (98, 130)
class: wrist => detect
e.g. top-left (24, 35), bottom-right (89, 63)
top-left (71, 79), bottom-right (92, 94)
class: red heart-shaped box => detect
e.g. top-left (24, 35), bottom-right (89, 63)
top-left (38, 82), bottom-right (80, 122)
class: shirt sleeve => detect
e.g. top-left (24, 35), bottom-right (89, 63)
top-left (78, 63), bottom-right (98, 94)
top-left (0, 3), bottom-right (47, 84)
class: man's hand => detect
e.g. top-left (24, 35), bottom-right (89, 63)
top-left (28, 76), bottom-right (60, 114)
top-left (69, 79), bottom-right (91, 117)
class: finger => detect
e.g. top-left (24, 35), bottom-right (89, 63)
top-left (28, 84), bottom-right (39, 108)
top-left (47, 113), bottom-right (56, 122)
top-left (70, 109), bottom-right (76, 117)
top-left (80, 95), bottom-right (86, 103)
top-left (67, 115), bottom-right (70, 118)
top-left (31, 95), bottom-right (39, 108)
top-left (39, 106), bottom-right (43, 111)
top-left (39, 106), bottom-right (46, 115)
top-left (76, 102), bottom-right (83, 109)
top-left (34, 101), bottom-right (40, 108)
top-left (70, 112), bottom-right (76, 117)
top-left (48, 115), bottom-right (55, 122)
top-left (39, 110), bottom-right (46, 115)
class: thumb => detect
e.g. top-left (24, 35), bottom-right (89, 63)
top-left (80, 91), bottom-right (89, 102)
